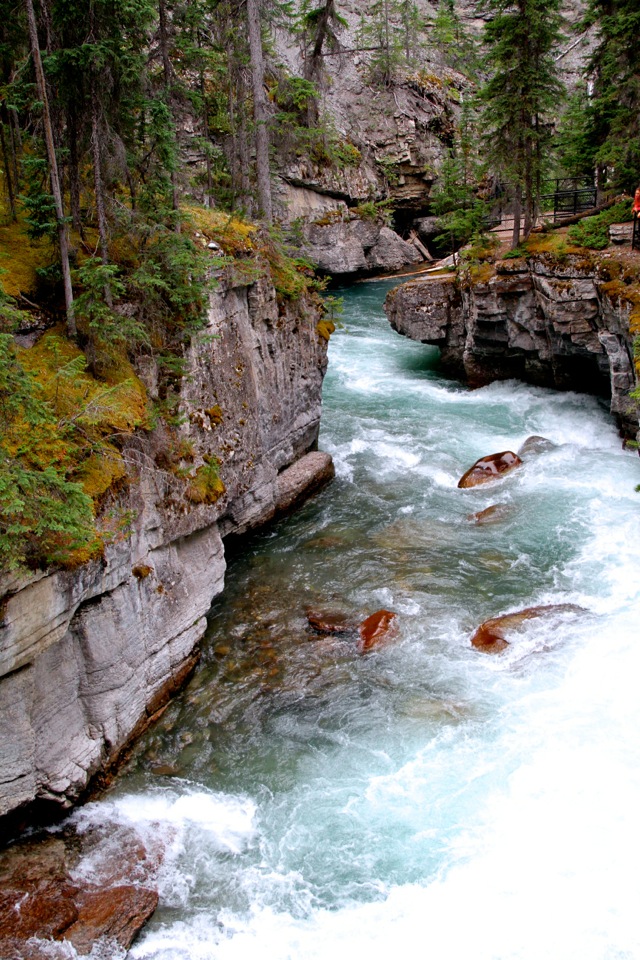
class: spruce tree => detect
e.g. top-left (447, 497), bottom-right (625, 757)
top-left (584, 0), bottom-right (640, 192)
top-left (479, 0), bottom-right (564, 246)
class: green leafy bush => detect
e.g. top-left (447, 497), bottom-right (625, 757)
top-left (567, 200), bottom-right (633, 250)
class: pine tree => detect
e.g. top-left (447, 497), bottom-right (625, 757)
top-left (24, 0), bottom-right (75, 335)
top-left (584, 0), bottom-right (640, 192)
top-left (479, 0), bottom-right (564, 246)
top-left (246, 0), bottom-right (273, 222)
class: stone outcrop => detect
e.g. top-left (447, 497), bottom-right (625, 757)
top-left (457, 450), bottom-right (522, 488)
top-left (385, 256), bottom-right (639, 439)
top-left (302, 218), bottom-right (422, 276)
top-left (358, 610), bottom-right (399, 653)
top-left (470, 604), bottom-right (585, 653)
top-left (0, 828), bottom-right (160, 955)
top-left (0, 274), bottom-right (333, 824)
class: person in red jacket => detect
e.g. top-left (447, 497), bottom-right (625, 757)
top-left (633, 189), bottom-right (640, 249)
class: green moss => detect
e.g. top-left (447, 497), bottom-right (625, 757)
top-left (0, 215), bottom-right (52, 297)
top-left (186, 457), bottom-right (225, 505)
top-left (316, 319), bottom-right (335, 341)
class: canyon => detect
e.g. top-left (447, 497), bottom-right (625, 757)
top-left (0, 274), bottom-right (333, 826)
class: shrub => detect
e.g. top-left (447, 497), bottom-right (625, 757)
top-left (568, 200), bottom-right (632, 250)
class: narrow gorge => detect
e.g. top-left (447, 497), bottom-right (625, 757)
top-left (0, 274), bottom-right (333, 826)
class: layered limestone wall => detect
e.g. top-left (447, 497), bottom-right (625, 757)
top-left (0, 275), bottom-right (333, 822)
top-left (385, 257), bottom-right (639, 439)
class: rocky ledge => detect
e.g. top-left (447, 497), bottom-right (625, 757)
top-left (384, 254), bottom-right (639, 439)
top-left (0, 274), bottom-right (333, 826)
top-left (302, 217), bottom-right (422, 277)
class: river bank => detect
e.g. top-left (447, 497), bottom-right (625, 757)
top-left (4, 278), bottom-right (639, 959)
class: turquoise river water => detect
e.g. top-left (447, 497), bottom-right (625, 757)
top-left (68, 279), bottom-right (640, 959)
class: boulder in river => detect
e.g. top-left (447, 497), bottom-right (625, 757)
top-left (0, 830), bottom-right (159, 955)
top-left (471, 603), bottom-right (585, 653)
top-left (467, 503), bottom-right (512, 525)
top-left (358, 610), bottom-right (399, 652)
top-left (65, 885), bottom-right (159, 955)
top-left (458, 451), bottom-right (522, 488)
top-left (517, 435), bottom-right (556, 457)
top-left (305, 608), bottom-right (358, 635)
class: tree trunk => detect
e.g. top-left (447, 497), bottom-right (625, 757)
top-left (90, 93), bottom-right (110, 272)
top-left (8, 108), bottom-right (21, 188)
top-left (246, 0), bottom-right (272, 224)
top-left (523, 136), bottom-right (534, 238)
top-left (0, 122), bottom-right (16, 221)
top-left (158, 0), bottom-right (180, 230)
top-left (303, 0), bottom-right (337, 124)
top-left (237, 68), bottom-right (251, 210)
top-left (511, 183), bottom-right (522, 249)
top-left (381, 0), bottom-right (392, 85)
top-left (67, 104), bottom-right (82, 233)
top-left (24, 0), bottom-right (75, 337)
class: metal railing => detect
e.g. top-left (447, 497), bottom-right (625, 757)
top-left (540, 177), bottom-right (597, 222)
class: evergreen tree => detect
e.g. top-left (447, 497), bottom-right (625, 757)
top-left (432, 105), bottom-right (487, 259)
top-left (479, 0), bottom-right (564, 246)
top-left (246, 0), bottom-right (273, 222)
top-left (24, 0), bottom-right (75, 335)
top-left (431, 0), bottom-right (477, 75)
top-left (357, 0), bottom-right (423, 86)
top-left (584, 0), bottom-right (640, 192)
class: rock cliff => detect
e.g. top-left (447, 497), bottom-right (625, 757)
top-left (0, 275), bottom-right (333, 825)
top-left (384, 255), bottom-right (639, 439)
top-left (302, 218), bottom-right (421, 276)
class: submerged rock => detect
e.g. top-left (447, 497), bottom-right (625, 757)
top-left (517, 435), bottom-right (556, 457)
top-left (275, 451), bottom-right (335, 517)
top-left (467, 503), bottom-right (512, 525)
top-left (458, 451), bottom-right (522, 488)
top-left (0, 830), bottom-right (160, 955)
top-left (305, 609), bottom-right (358, 635)
top-left (358, 610), bottom-right (399, 653)
top-left (470, 603), bottom-right (585, 653)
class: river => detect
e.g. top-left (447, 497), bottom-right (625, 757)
top-left (69, 279), bottom-right (640, 959)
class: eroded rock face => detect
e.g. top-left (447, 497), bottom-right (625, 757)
top-left (302, 219), bottom-right (421, 276)
top-left (458, 451), bottom-right (522, 488)
top-left (0, 276), bottom-right (333, 823)
top-left (470, 604), bottom-right (585, 653)
top-left (358, 610), bottom-right (399, 653)
top-left (384, 256), bottom-right (639, 440)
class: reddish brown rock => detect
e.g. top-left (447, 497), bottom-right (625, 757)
top-left (0, 830), bottom-right (160, 955)
top-left (458, 451), bottom-right (522, 488)
top-left (0, 881), bottom-right (79, 940)
top-left (65, 885), bottom-right (159, 955)
top-left (467, 503), bottom-right (511, 525)
top-left (358, 610), bottom-right (399, 653)
top-left (471, 604), bottom-right (584, 653)
top-left (305, 608), bottom-right (358, 635)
